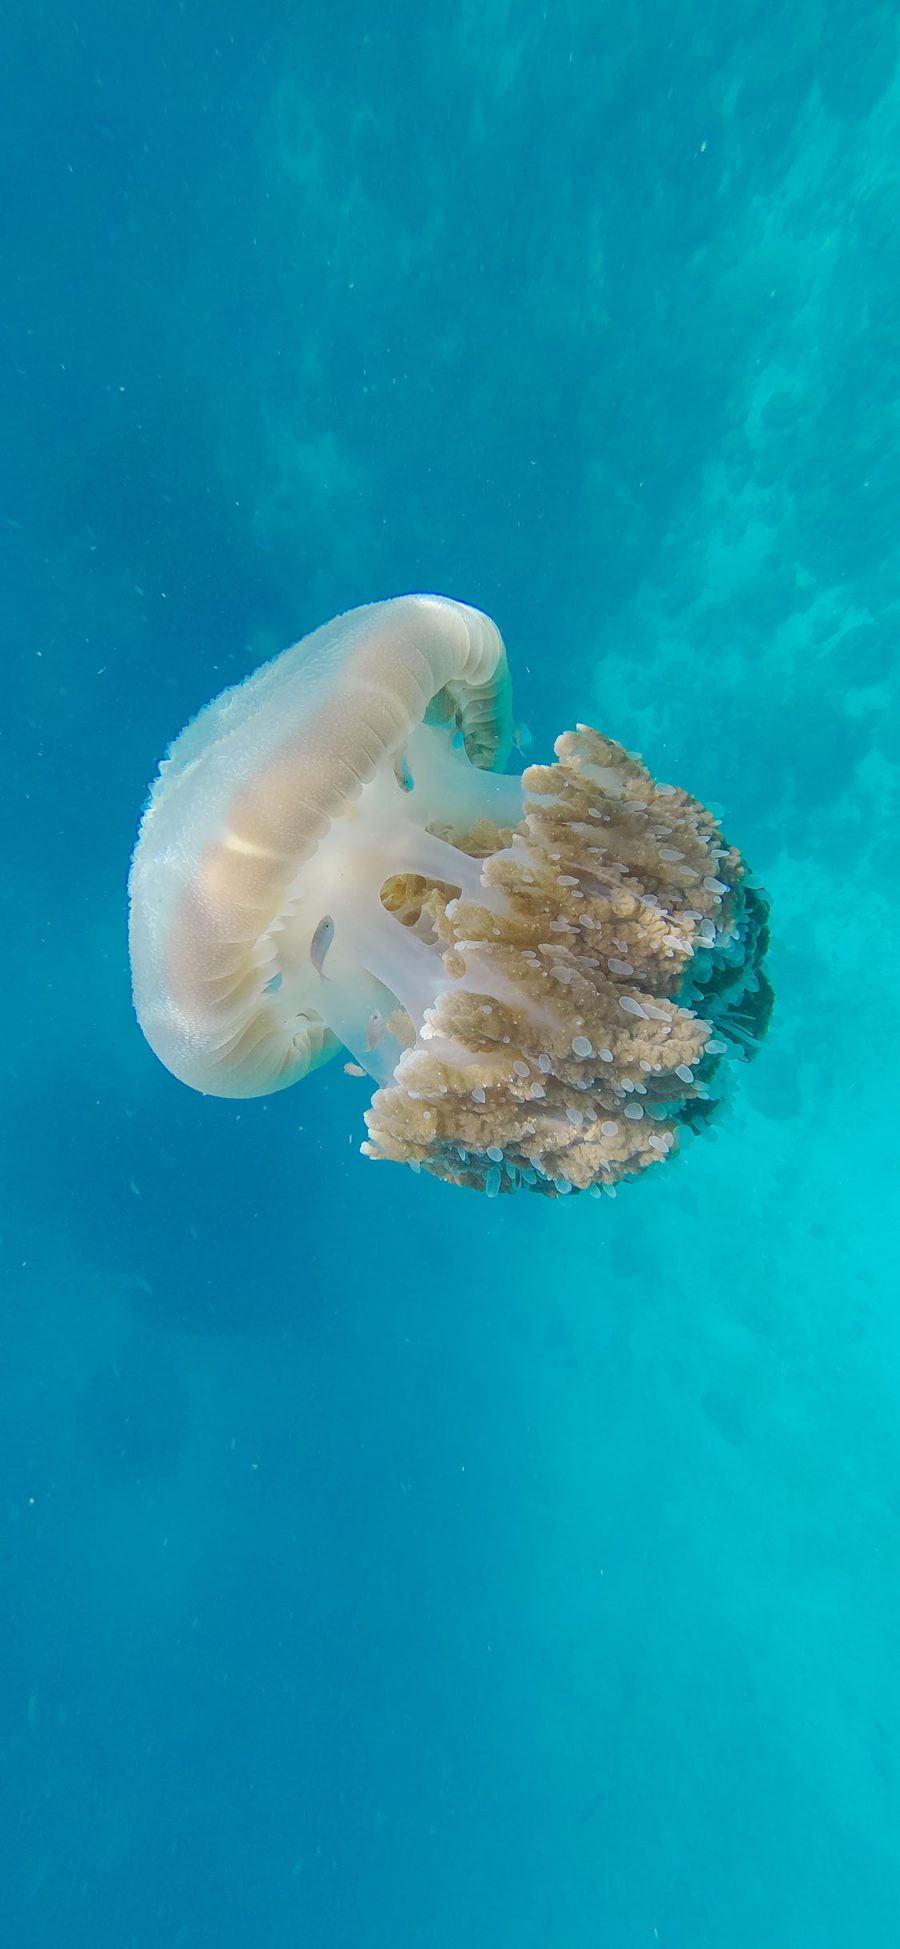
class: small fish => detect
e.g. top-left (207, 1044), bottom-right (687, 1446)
top-left (513, 720), bottom-right (532, 755)
top-left (366, 1008), bottom-right (385, 1050)
top-left (343, 1061), bottom-right (366, 1079)
top-left (393, 750), bottom-right (414, 792)
top-left (309, 914), bottom-right (334, 976)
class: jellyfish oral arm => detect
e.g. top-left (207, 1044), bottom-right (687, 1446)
top-left (268, 721), bottom-right (524, 1077)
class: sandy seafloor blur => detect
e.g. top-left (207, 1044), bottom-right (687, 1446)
top-left (3, 3), bottom-right (900, 1945)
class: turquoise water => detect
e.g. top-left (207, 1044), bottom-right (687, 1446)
top-left (4, 3), bottom-right (900, 1943)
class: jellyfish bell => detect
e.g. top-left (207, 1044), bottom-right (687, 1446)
top-left (128, 594), bottom-right (772, 1198)
top-left (128, 596), bottom-right (517, 1100)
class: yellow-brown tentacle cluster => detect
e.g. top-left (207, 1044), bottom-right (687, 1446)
top-left (363, 727), bottom-right (771, 1198)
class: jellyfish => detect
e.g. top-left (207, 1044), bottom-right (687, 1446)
top-left (128, 594), bottom-right (772, 1198)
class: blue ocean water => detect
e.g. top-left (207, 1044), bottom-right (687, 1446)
top-left (3, 2), bottom-right (899, 1943)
